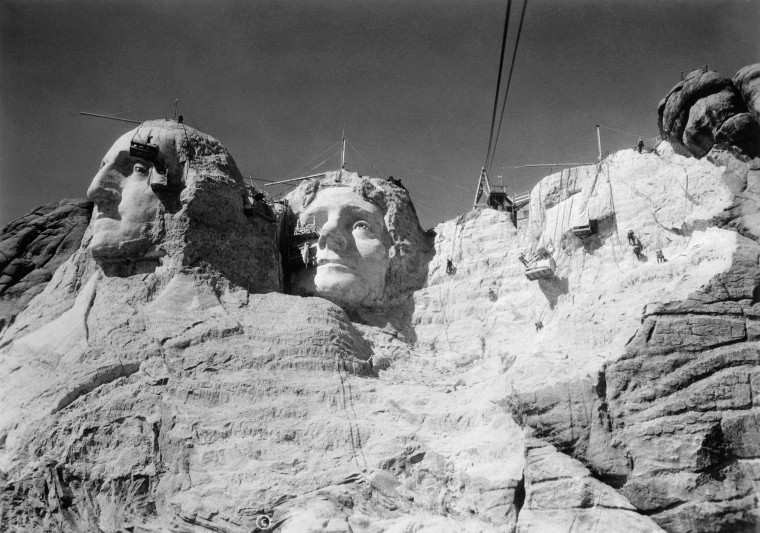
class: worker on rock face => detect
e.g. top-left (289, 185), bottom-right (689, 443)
top-left (637, 137), bottom-right (644, 154)
top-left (518, 253), bottom-right (530, 268)
top-left (628, 230), bottom-right (643, 259)
top-left (656, 249), bottom-right (667, 263)
top-left (446, 258), bottom-right (454, 275)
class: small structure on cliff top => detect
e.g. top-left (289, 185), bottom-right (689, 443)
top-left (472, 166), bottom-right (528, 226)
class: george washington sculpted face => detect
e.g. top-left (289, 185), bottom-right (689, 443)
top-left (293, 186), bottom-right (391, 308)
top-left (86, 131), bottom-right (163, 266)
top-left (84, 119), bottom-right (280, 291)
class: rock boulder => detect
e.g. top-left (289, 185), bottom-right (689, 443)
top-left (734, 63), bottom-right (760, 124)
top-left (659, 64), bottom-right (760, 159)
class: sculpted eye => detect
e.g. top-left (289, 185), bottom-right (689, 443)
top-left (133, 162), bottom-right (149, 175)
top-left (354, 221), bottom-right (372, 232)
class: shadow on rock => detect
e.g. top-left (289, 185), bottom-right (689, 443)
top-left (538, 276), bottom-right (569, 309)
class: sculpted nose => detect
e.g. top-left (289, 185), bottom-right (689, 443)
top-left (318, 218), bottom-right (347, 250)
top-left (87, 166), bottom-right (121, 211)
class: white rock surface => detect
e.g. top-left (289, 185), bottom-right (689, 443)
top-left (413, 145), bottom-right (734, 393)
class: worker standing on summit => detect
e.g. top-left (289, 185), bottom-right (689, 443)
top-left (637, 137), bottom-right (644, 154)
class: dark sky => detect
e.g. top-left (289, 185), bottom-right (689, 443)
top-left (1, 0), bottom-right (758, 229)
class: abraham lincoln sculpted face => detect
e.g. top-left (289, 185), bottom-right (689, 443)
top-left (294, 186), bottom-right (391, 307)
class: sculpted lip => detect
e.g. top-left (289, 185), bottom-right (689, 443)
top-left (94, 213), bottom-right (120, 224)
top-left (317, 258), bottom-right (353, 269)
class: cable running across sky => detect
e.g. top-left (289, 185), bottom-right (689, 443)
top-left (488, 0), bottom-right (528, 175)
top-left (483, 0), bottom-right (512, 172)
top-left (483, 0), bottom-right (529, 176)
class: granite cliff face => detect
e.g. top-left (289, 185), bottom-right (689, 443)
top-left (0, 199), bottom-right (93, 333)
top-left (1, 112), bottom-right (759, 532)
top-left (412, 143), bottom-right (749, 532)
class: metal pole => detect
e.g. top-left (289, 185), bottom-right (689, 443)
top-left (263, 176), bottom-right (310, 187)
top-left (341, 129), bottom-right (346, 169)
top-left (596, 125), bottom-right (602, 161)
top-left (473, 167), bottom-right (486, 208)
top-left (263, 172), bottom-right (329, 187)
top-left (523, 163), bottom-right (585, 168)
top-left (80, 112), bottom-right (141, 124)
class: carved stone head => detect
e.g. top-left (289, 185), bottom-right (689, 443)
top-left (85, 120), bottom-right (280, 291)
top-left (86, 123), bottom-right (182, 270)
top-left (286, 171), bottom-right (432, 313)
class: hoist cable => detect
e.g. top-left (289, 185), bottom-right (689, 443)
top-left (351, 139), bottom-right (470, 192)
top-left (483, 0), bottom-right (513, 170)
top-left (289, 141), bottom-right (342, 178)
top-left (308, 154), bottom-right (335, 174)
top-left (488, 0), bottom-right (529, 174)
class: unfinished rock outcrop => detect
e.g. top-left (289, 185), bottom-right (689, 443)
top-left (658, 64), bottom-right (760, 159)
top-left (412, 142), bottom-right (746, 531)
top-left (488, 146), bottom-right (759, 532)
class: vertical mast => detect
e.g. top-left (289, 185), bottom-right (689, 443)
top-left (473, 167), bottom-right (491, 208)
top-left (596, 124), bottom-right (602, 161)
top-left (341, 127), bottom-right (346, 169)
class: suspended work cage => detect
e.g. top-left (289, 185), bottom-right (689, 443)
top-left (129, 127), bottom-right (169, 190)
top-left (525, 262), bottom-right (554, 280)
top-left (522, 247), bottom-right (555, 281)
top-left (129, 127), bottom-right (159, 161)
top-left (571, 219), bottom-right (599, 238)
